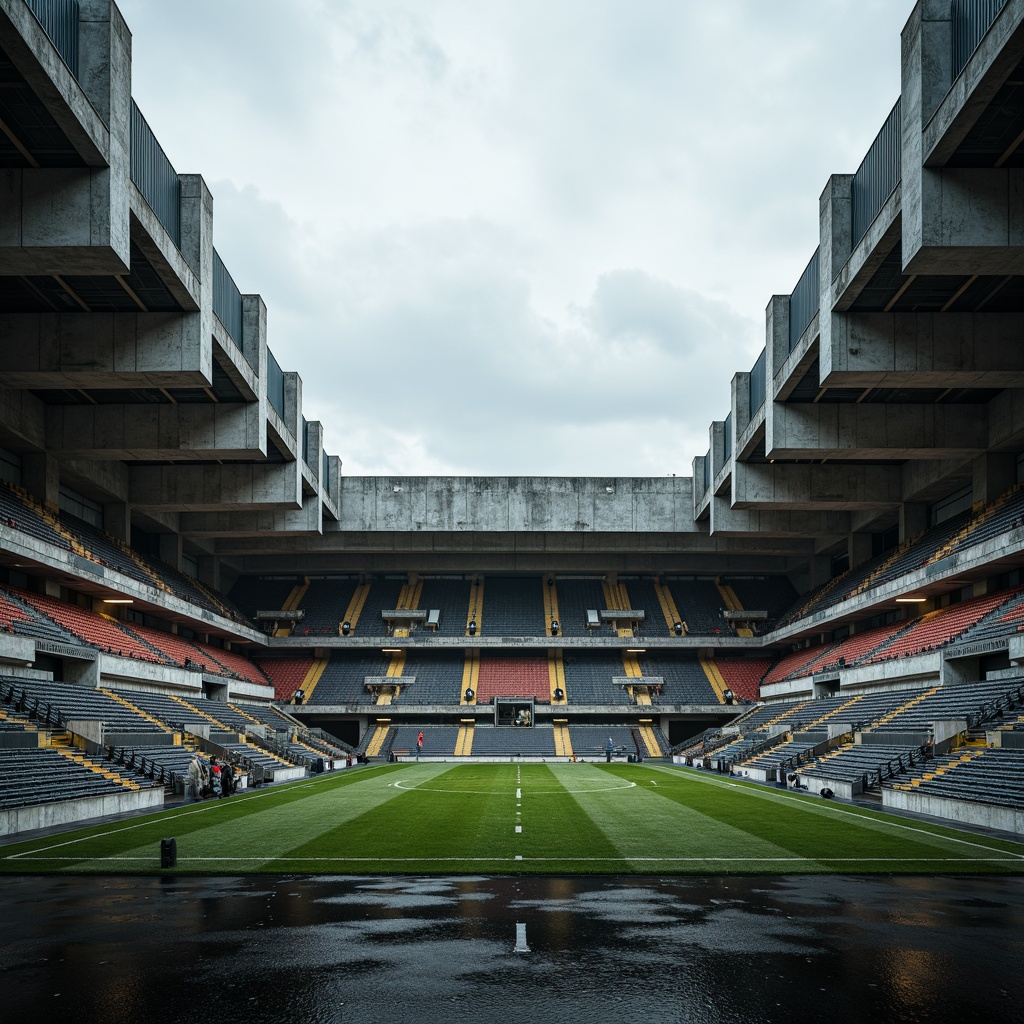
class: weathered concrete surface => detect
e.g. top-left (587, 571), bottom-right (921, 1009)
top-left (337, 477), bottom-right (699, 534)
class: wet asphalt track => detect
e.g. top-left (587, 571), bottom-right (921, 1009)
top-left (1, 873), bottom-right (1022, 1024)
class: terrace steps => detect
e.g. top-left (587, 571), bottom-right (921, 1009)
top-left (341, 582), bottom-right (372, 634)
top-left (275, 579), bottom-right (309, 636)
top-left (455, 722), bottom-right (474, 756)
top-left (543, 577), bottom-right (561, 636)
top-left (300, 658), bottom-right (330, 703)
top-left (717, 583), bottom-right (753, 637)
top-left (699, 657), bottom-right (729, 703)
top-left (548, 652), bottom-right (567, 704)
top-left (100, 688), bottom-right (172, 733)
top-left (873, 687), bottom-right (939, 727)
top-left (654, 581), bottom-right (684, 633)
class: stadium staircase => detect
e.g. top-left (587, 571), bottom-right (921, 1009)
top-left (55, 744), bottom-right (140, 791)
top-left (865, 687), bottom-right (939, 728)
top-left (455, 721), bottom-right (474, 755)
top-left (392, 580), bottom-right (424, 638)
top-left (654, 580), bottom-right (685, 634)
top-left (543, 577), bottom-right (562, 636)
top-left (602, 580), bottom-right (635, 638)
top-left (275, 579), bottom-right (309, 636)
top-left (341, 582), bottom-right (372, 634)
top-left (698, 657), bottom-right (728, 703)
top-left (466, 576), bottom-right (484, 636)
top-left (548, 651), bottom-right (568, 704)
top-left (716, 583), bottom-right (753, 637)
top-left (637, 721), bottom-right (663, 756)
top-left (461, 652), bottom-right (480, 705)
top-left (101, 688), bottom-right (176, 735)
top-left (553, 720), bottom-right (572, 756)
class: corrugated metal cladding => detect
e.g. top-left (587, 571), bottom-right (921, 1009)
top-left (852, 99), bottom-right (902, 246)
top-left (788, 247), bottom-right (820, 352)
top-left (25, 0), bottom-right (79, 78)
top-left (129, 100), bottom-right (180, 246)
top-left (267, 348), bottom-right (285, 417)
top-left (213, 248), bottom-right (243, 349)
top-left (952, 0), bottom-right (1008, 79)
top-left (748, 348), bottom-right (766, 415)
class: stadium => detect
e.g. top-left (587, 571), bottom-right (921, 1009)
top-left (2, 1), bottom-right (1024, 1020)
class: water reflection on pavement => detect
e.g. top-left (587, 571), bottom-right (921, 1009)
top-left (1, 874), bottom-right (1022, 1024)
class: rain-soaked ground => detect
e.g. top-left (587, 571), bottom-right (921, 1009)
top-left (1, 874), bottom-right (1022, 1024)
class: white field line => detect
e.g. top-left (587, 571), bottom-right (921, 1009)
top-left (648, 764), bottom-right (1024, 860)
top-left (2, 763), bottom-right (395, 862)
top-left (10, 855), bottom-right (1024, 865)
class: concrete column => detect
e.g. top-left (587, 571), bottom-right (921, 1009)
top-left (819, 174), bottom-right (854, 381)
top-left (283, 371), bottom-right (303, 453)
top-left (691, 454), bottom-right (709, 514)
top-left (197, 554), bottom-right (220, 592)
top-left (849, 532), bottom-right (873, 569)
top-left (305, 420), bottom-right (324, 480)
top-left (900, 501), bottom-right (929, 542)
top-left (732, 371), bottom-right (751, 434)
top-left (21, 452), bottom-right (58, 509)
top-left (178, 174), bottom-right (214, 286)
top-left (764, 295), bottom-right (790, 388)
top-left (158, 532), bottom-right (182, 571)
top-left (241, 294), bottom-right (266, 375)
top-left (808, 555), bottom-right (832, 590)
top-left (709, 420), bottom-right (726, 490)
top-left (102, 500), bottom-right (130, 543)
top-left (972, 453), bottom-right (1016, 503)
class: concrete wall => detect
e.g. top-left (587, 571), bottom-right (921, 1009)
top-left (337, 477), bottom-right (699, 533)
top-left (883, 785), bottom-right (1024, 835)
top-left (0, 786), bottom-right (164, 837)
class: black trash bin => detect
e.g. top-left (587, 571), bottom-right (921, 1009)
top-left (160, 837), bottom-right (177, 868)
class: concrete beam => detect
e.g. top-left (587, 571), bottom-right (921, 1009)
top-left (179, 502), bottom-right (323, 538)
top-left (45, 402), bottom-right (266, 461)
top-left (0, 312), bottom-right (211, 389)
top-left (821, 312), bottom-right (1024, 387)
top-left (335, 476), bottom-right (701, 535)
top-left (732, 462), bottom-right (903, 511)
top-left (766, 402), bottom-right (989, 460)
top-left (709, 496), bottom-right (850, 538)
top-left (128, 461), bottom-right (302, 512)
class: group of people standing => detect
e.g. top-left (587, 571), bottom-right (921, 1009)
top-left (186, 754), bottom-right (240, 802)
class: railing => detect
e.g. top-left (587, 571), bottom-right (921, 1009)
top-left (723, 413), bottom-right (732, 461)
top-left (851, 99), bottom-right (902, 247)
top-left (25, 0), bottom-right (79, 78)
top-left (748, 347), bottom-right (766, 415)
top-left (952, 0), bottom-right (1008, 79)
top-left (212, 248), bottom-right (243, 349)
top-left (788, 247), bottom-right (820, 352)
top-left (267, 348), bottom-right (285, 417)
top-left (130, 100), bottom-right (181, 246)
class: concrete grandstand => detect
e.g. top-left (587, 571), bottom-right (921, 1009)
top-left (1, 0), bottom-right (1024, 838)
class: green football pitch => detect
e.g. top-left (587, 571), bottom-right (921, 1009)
top-left (3, 761), bottom-right (1023, 875)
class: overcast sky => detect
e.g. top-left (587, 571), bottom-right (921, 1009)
top-left (117, 0), bottom-right (910, 478)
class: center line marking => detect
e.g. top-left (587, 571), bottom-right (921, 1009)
top-left (516, 788), bottom-right (522, 798)
top-left (515, 825), bottom-right (522, 833)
